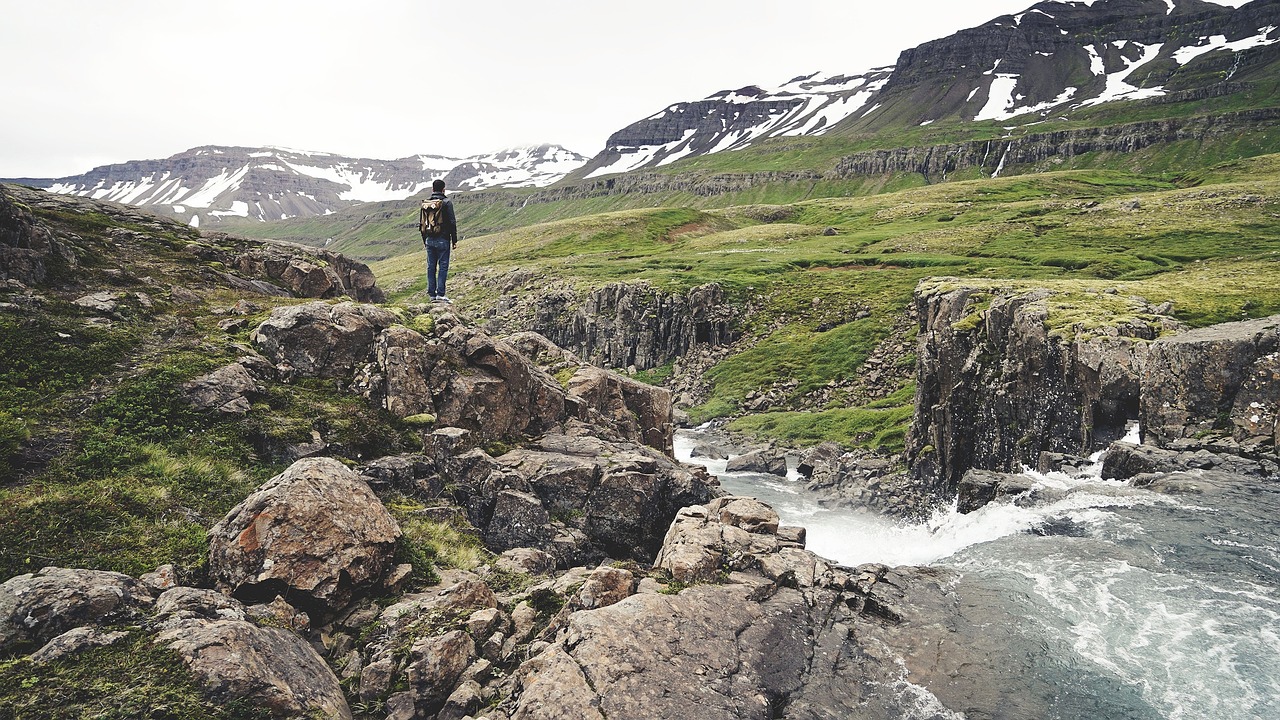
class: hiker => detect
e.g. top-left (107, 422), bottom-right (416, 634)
top-left (419, 179), bottom-right (458, 302)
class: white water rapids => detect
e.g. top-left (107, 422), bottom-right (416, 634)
top-left (674, 427), bottom-right (1280, 720)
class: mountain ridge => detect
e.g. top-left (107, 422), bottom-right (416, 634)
top-left (2, 143), bottom-right (587, 228)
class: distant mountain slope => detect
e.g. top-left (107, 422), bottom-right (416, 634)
top-left (574, 70), bottom-right (892, 179)
top-left (577, 0), bottom-right (1279, 176)
top-left (4, 144), bottom-right (586, 227)
top-left (849, 0), bottom-right (1278, 130)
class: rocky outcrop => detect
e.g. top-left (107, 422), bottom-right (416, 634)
top-left (0, 186), bottom-right (74, 286)
top-left (251, 301), bottom-right (398, 379)
top-left (207, 456), bottom-right (402, 618)
top-left (483, 281), bottom-right (738, 372)
top-left (1140, 314), bottom-right (1280, 453)
top-left (906, 280), bottom-right (1182, 498)
top-left (0, 567), bottom-right (154, 655)
top-left (224, 241), bottom-right (385, 303)
top-left (502, 496), bottom-right (1152, 720)
top-left (834, 109), bottom-right (1280, 181)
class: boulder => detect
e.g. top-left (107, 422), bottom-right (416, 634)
top-left (796, 441), bottom-right (843, 477)
top-left (725, 448), bottom-right (787, 476)
top-left (30, 626), bottom-right (129, 665)
top-left (366, 316), bottom-right (568, 443)
top-left (957, 469), bottom-right (1036, 513)
top-left (250, 301), bottom-right (397, 379)
top-left (0, 567), bottom-right (154, 655)
top-left (181, 362), bottom-right (262, 415)
top-left (207, 456), bottom-right (401, 618)
top-left (230, 246), bottom-right (384, 303)
top-left (566, 365), bottom-right (674, 453)
top-left (156, 619), bottom-right (351, 719)
top-left (491, 434), bottom-right (721, 564)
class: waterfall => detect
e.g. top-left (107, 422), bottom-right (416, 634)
top-left (675, 424), bottom-right (1280, 719)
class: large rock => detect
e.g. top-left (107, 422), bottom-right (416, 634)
top-left (497, 434), bottom-right (721, 563)
top-left (231, 245), bottom-right (384, 303)
top-left (724, 448), bottom-right (787, 476)
top-left (156, 619), bottom-right (351, 719)
top-left (1141, 314), bottom-right (1280, 453)
top-left (957, 468), bottom-right (1036, 513)
top-left (181, 361), bottom-right (263, 415)
top-left (566, 365), bottom-right (674, 454)
top-left (0, 567), bottom-right (154, 655)
top-left (250, 301), bottom-right (397, 379)
top-left (207, 456), bottom-right (401, 618)
top-left (364, 314), bottom-right (568, 443)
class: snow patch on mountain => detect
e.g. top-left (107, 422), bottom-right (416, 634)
top-left (1080, 41), bottom-right (1166, 106)
top-left (1172, 26), bottom-right (1280, 65)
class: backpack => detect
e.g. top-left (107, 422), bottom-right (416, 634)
top-left (419, 198), bottom-right (446, 237)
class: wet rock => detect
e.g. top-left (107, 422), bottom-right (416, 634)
top-left (1101, 441), bottom-right (1270, 480)
top-left (0, 567), bottom-right (154, 655)
top-left (207, 456), bottom-right (401, 619)
top-left (957, 469), bottom-right (1035, 513)
top-left (725, 448), bottom-right (787, 476)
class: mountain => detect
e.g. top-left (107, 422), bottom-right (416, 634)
top-left (4, 144), bottom-right (587, 227)
top-left (575, 69), bottom-right (893, 179)
top-left (575, 0), bottom-right (1279, 176)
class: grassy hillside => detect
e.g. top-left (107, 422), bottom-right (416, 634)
top-left (372, 155), bottom-right (1280, 449)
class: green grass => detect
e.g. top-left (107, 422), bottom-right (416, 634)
top-left (362, 158), bottom-right (1280, 447)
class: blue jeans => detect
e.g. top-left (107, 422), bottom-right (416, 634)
top-left (424, 237), bottom-right (451, 297)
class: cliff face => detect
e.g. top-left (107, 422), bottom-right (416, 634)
top-left (1141, 314), bottom-right (1280, 452)
top-left (907, 278), bottom-right (1280, 505)
top-left (833, 109), bottom-right (1280, 180)
top-left (481, 280), bottom-right (739, 372)
top-left (906, 281), bottom-right (1181, 496)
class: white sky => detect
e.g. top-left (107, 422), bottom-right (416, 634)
top-left (0, 0), bottom-right (1253, 178)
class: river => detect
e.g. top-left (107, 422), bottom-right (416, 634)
top-left (674, 428), bottom-right (1280, 720)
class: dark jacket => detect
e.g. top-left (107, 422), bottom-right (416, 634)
top-left (423, 191), bottom-right (458, 244)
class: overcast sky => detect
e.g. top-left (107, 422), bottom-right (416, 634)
top-left (0, 0), bottom-right (1251, 178)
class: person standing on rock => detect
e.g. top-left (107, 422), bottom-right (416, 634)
top-left (419, 178), bottom-right (458, 303)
